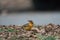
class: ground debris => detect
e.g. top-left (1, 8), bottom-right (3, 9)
top-left (0, 23), bottom-right (60, 40)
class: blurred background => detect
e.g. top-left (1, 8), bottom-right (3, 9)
top-left (0, 0), bottom-right (60, 13)
top-left (0, 13), bottom-right (60, 25)
top-left (0, 0), bottom-right (60, 25)
top-left (0, 0), bottom-right (34, 13)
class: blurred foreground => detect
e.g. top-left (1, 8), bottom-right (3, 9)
top-left (0, 23), bottom-right (60, 40)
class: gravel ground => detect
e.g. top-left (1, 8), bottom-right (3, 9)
top-left (0, 23), bottom-right (60, 40)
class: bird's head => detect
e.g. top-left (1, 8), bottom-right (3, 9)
top-left (28, 20), bottom-right (33, 24)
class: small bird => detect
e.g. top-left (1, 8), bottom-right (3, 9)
top-left (22, 20), bottom-right (34, 31)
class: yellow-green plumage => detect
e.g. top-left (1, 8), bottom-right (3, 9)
top-left (22, 20), bottom-right (33, 31)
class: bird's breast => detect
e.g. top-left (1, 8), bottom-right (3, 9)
top-left (29, 23), bottom-right (33, 27)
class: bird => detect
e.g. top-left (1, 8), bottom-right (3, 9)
top-left (22, 20), bottom-right (34, 31)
